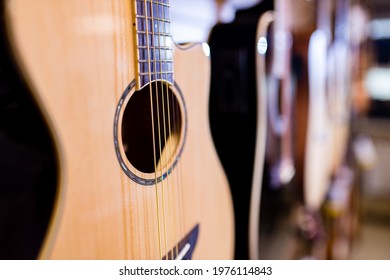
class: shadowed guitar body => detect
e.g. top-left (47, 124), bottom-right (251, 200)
top-left (0, 3), bottom-right (57, 259)
top-left (5, 0), bottom-right (233, 259)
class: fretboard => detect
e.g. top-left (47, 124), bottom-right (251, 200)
top-left (134, 0), bottom-right (174, 89)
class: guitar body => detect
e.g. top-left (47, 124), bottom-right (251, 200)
top-left (304, 28), bottom-right (332, 212)
top-left (5, 0), bottom-right (233, 259)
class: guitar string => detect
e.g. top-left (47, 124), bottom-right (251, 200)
top-left (155, 0), bottom-right (177, 260)
top-left (166, 0), bottom-right (186, 257)
top-left (131, 0), bottom-right (149, 255)
top-left (142, 0), bottom-right (162, 260)
top-left (164, 0), bottom-right (181, 259)
top-left (149, 0), bottom-right (170, 259)
top-left (133, 0), bottom-right (152, 259)
top-left (131, 0), bottom-right (142, 259)
top-left (147, 0), bottom-right (180, 259)
top-left (163, 0), bottom-right (180, 259)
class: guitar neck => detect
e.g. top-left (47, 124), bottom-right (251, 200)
top-left (133, 0), bottom-right (174, 90)
top-left (316, 0), bottom-right (332, 37)
top-left (272, 0), bottom-right (292, 78)
top-left (334, 0), bottom-right (350, 42)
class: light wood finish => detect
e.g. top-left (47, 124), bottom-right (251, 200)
top-left (304, 28), bottom-right (332, 211)
top-left (304, 0), bottom-right (333, 211)
top-left (327, 41), bottom-right (351, 175)
top-left (5, 0), bottom-right (234, 259)
top-left (304, 0), bottom-right (352, 211)
top-left (329, 0), bottom-right (353, 175)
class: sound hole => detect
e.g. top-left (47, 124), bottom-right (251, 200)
top-left (121, 81), bottom-right (182, 174)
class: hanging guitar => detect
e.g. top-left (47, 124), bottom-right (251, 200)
top-left (322, 0), bottom-right (361, 260)
top-left (299, 0), bottom-right (358, 259)
top-left (4, 0), bottom-right (234, 259)
top-left (209, 0), bottom-right (300, 260)
top-left (250, 0), bottom-right (298, 260)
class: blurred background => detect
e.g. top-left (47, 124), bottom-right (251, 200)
top-left (171, 0), bottom-right (390, 259)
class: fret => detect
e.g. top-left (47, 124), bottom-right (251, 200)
top-left (136, 18), bottom-right (172, 34)
top-left (139, 72), bottom-right (174, 76)
top-left (138, 48), bottom-right (173, 61)
top-left (136, 15), bottom-right (171, 23)
top-left (139, 59), bottom-right (174, 67)
top-left (138, 59), bottom-right (173, 63)
top-left (136, 46), bottom-right (173, 62)
top-left (137, 46), bottom-right (172, 51)
top-left (138, 59), bottom-right (173, 64)
top-left (139, 73), bottom-right (174, 87)
top-left (137, 34), bottom-right (172, 47)
top-left (138, 61), bottom-right (174, 73)
top-left (137, 27), bottom-right (172, 37)
top-left (136, 1), bottom-right (170, 10)
top-left (136, 0), bottom-right (170, 9)
top-left (137, 31), bottom-right (172, 37)
top-left (135, 1), bottom-right (171, 21)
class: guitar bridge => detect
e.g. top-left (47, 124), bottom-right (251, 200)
top-left (162, 224), bottom-right (199, 260)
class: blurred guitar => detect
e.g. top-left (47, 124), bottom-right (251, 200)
top-left (250, 0), bottom-right (297, 260)
top-left (324, 0), bottom-right (363, 260)
top-left (209, 0), bottom-right (299, 260)
top-left (209, 0), bottom-right (273, 260)
top-left (304, 0), bottom-right (333, 214)
top-left (4, 0), bottom-right (233, 259)
top-left (302, 0), bottom-right (358, 259)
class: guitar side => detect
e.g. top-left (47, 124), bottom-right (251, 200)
top-left (5, 0), bottom-right (234, 259)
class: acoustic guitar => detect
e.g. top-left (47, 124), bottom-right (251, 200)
top-left (4, 0), bottom-right (234, 259)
